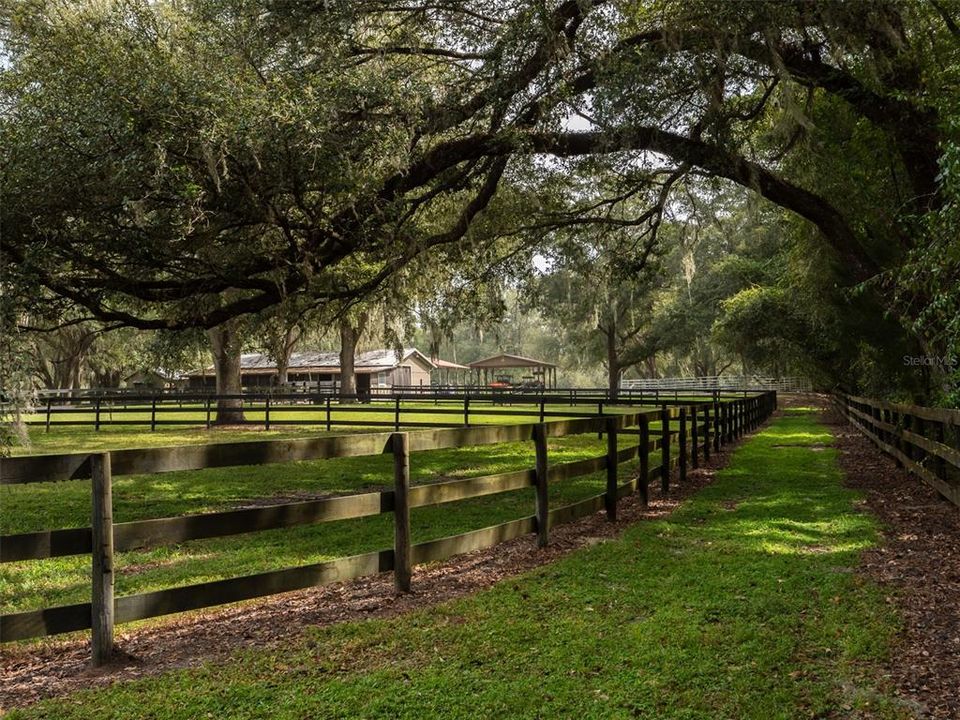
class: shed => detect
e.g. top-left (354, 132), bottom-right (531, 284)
top-left (431, 358), bottom-right (472, 386)
top-left (468, 353), bottom-right (558, 389)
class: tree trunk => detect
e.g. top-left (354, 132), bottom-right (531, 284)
top-left (339, 321), bottom-right (359, 401)
top-left (276, 355), bottom-right (290, 388)
top-left (68, 355), bottom-right (83, 394)
top-left (643, 357), bottom-right (657, 378)
top-left (604, 319), bottom-right (620, 397)
top-left (276, 326), bottom-right (300, 388)
top-left (208, 323), bottom-right (245, 425)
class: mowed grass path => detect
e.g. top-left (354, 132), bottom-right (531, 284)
top-left (9, 409), bottom-right (908, 719)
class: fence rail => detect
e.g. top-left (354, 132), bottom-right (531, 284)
top-left (33, 386), bottom-right (760, 401)
top-left (834, 394), bottom-right (960, 507)
top-left (1, 392), bottom-right (777, 662)
top-left (622, 375), bottom-right (812, 393)
top-left (24, 389), bottom-right (755, 433)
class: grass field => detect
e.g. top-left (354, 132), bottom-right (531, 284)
top-left (6, 409), bottom-right (908, 719)
top-left (3, 424), bottom-right (658, 615)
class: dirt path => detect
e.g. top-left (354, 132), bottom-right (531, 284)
top-left (1, 418), bottom-right (759, 712)
top-left (821, 399), bottom-right (960, 720)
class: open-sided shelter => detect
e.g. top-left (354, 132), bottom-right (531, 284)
top-left (468, 353), bottom-right (558, 389)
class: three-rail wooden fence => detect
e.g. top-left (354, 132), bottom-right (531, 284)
top-left (1, 393), bottom-right (776, 665)
top-left (834, 394), bottom-right (960, 508)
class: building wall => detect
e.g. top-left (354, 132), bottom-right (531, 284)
top-left (185, 356), bottom-right (435, 390)
top-left (400, 356), bottom-right (433, 388)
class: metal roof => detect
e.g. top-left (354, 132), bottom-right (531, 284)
top-left (432, 358), bottom-right (471, 370)
top-left (185, 348), bottom-right (434, 376)
top-left (467, 353), bottom-right (557, 369)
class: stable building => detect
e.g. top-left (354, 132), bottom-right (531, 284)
top-left (184, 348), bottom-right (436, 393)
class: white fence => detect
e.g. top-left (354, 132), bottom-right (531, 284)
top-left (622, 375), bottom-right (812, 393)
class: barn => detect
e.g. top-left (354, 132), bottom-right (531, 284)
top-left (184, 348), bottom-right (436, 393)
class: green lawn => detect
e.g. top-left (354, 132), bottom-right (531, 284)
top-left (2, 431), bottom-right (655, 614)
top-left (7, 409), bottom-right (908, 719)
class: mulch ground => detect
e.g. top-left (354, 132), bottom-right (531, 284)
top-left (0, 426), bottom-right (753, 712)
top-left (822, 400), bottom-right (960, 720)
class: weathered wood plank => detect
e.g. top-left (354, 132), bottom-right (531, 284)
top-left (411, 517), bottom-right (536, 565)
top-left (392, 433), bottom-right (412, 592)
top-left (605, 417), bottom-right (618, 521)
top-left (901, 428), bottom-right (960, 470)
top-left (661, 406), bottom-right (671, 494)
top-left (547, 493), bottom-right (605, 528)
top-left (1, 527), bottom-right (92, 563)
top-left (0, 433), bottom-right (396, 485)
top-left (119, 492), bottom-right (390, 551)
top-left (91, 453), bottom-right (115, 665)
top-left (0, 603), bottom-right (93, 642)
top-left (409, 470), bottom-right (534, 508)
top-left (638, 415), bottom-right (650, 507)
top-left (114, 550), bottom-right (392, 625)
top-left (533, 423), bottom-right (549, 547)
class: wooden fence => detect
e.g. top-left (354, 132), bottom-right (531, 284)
top-left (1, 393), bottom-right (776, 665)
top-left (834, 394), bottom-right (960, 507)
top-left (26, 389), bottom-right (757, 432)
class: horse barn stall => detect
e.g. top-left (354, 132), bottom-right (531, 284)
top-left (468, 353), bottom-right (558, 389)
top-left (182, 349), bottom-right (436, 393)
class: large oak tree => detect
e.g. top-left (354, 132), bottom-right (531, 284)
top-left (3, 0), bottom-right (957, 392)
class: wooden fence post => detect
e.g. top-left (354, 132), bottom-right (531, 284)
top-left (605, 417), bottom-right (618, 521)
top-left (713, 401), bottom-right (721, 452)
top-left (678, 407), bottom-right (687, 484)
top-left (638, 415), bottom-right (650, 507)
top-left (539, 399), bottom-right (546, 423)
top-left (464, 395), bottom-right (471, 427)
top-left (91, 452), bottom-right (114, 666)
top-left (912, 416), bottom-right (924, 465)
top-left (394, 396), bottom-right (401, 432)
top-left (46, 399), bottom-right (52, 433)
top-left (892, 410), bottom-right (904, 468)
top-left (264, 396), bottom-right (271, 431)
top-left (717, 403), bottom-right (724, 446)
top-left (703, 404), bottom-right (711, 461)
top-left (661, 405), bottom-right (670, 494)
top-left (935, 420), bottom-right (947, 481)
top-left (597, 401), bottom-right (604, 439)
top-left (690, 406), bottom-right (699, 469)
top-left (205, 398), bottom-right (211, 429)
top-left (150, 397), bottom-right (157, 432)
top-left (392, 432), bottom-right (412, 592)
top-left (533, 423), bottom-right (549, 547)
top-left (94, 398), bottom-right (102, 432)
top-left (325, 396), bottom-right (332, 432)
